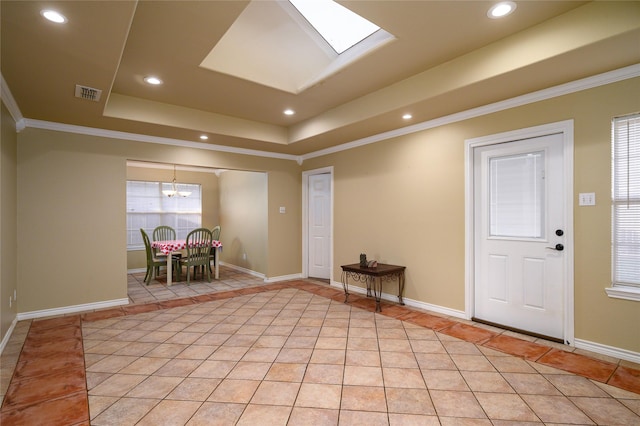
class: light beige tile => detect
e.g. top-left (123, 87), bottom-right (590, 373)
top-left (303, 363), bottom-right (344, 384)
top-left (381, 351), bottom-right (419, 368)
top-left (310, 348), bottom-right (345, 364)
top-left (343, 365), bottom-right (383, 386)
top-left (346, 349), bottom-right (381, 367)
top-left (341, 385), bottom-right (387, 412)
top-left (208, 379), bottom-right (260, 403)
top-left (186, 402), bottom-right (245, 426)
top-left (295, 383), bottom-right (342, 409)
top-left (339, 410), bottom-right (389, 426)
top-left (89, 373), bottom-right (147, 397)
top-left (521, 394), bottom-right (595, 424)
top-left (137, 399), bottom-right (202, 426)
top-left (288, 407), bottom-right (339, 426)
top-left (265, 362), bottom-right (307, 382)
top-left (570, 396), bottom-right (640, 425)
top-left (91, 397), bottom-right (159, 425)
top-left (85, 354), bottom-right (138, 373)
top-left (166, 377), bottom-right (221, 401)
top-left (544, 374), bottom-right (609, 396)
top-left (389, 413), bottom-right (441, 426)
top-left (461, 371), bottom-right (515, 393)
top-left (383, 367), bottom-right (426, 389)
top-left (502, 373), bottom-right (561, 395)
top-left (386, 387), bottom-right (436, 415)
top-left (251, 381), bottom-right (301, 405)
top-left (415, 353), bottom-right (456, 370)
top-left (429, 390), bottom-right (487, 419)
top-left (236, 404), bottom-right (292, 426)
top-left (189, 359), bottom-right (236, 378)
top-left (126, 375), bottom-right (183, 398)
top-left (475, 393), bottom-right (538, 422)
top-left (227, 361), bottom-right (271, 380)
top-left (450, 354), bottom-right (496, 372)
top-left (423, 370), bottom-right (470, 391)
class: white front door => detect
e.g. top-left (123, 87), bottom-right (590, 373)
top-left (474, 133), bottom-right (566, 340)
top-left (308, 173), bottom-right (331, 279)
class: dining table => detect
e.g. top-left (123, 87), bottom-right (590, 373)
top-left (151, 239), bottom-right (223, 286)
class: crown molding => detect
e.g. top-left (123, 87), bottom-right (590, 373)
top-left (6, 64), bottom-right (639, 162)
top-left (1, 73), bottom-right (26, 131)
top-left (24, 119), bottom-right (300, 162)
top-left (300, 63), bottom-right (640, 161)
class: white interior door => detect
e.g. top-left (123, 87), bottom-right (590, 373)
top-left (474, 133), bottom-right (566, 340)
top-left (308, 173), bottom-right (331, 279)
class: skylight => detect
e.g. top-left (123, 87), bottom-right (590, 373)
top-left (289, 0), bottom-right (380, 54)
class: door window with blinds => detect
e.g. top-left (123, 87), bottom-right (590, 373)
top-left (489, 151), bottom-right (545, 239)
top-left (126, 180), bottom-right (202, 250)
top-left (612, 113), bottom-right (640, 289)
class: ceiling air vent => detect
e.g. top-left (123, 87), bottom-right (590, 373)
top-left (74, 84), bottom-right (102, 102)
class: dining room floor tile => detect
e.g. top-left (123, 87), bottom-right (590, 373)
top-left (1, 265), bottom-right (639, 425)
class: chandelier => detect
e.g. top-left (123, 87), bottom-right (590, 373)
top-left (162, 165), bottom-right (191, 197)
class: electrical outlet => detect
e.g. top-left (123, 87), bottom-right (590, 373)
top-left (242, 253), bottom-right (247, 260)
top-left (579, 192), bottom-right (596, 206)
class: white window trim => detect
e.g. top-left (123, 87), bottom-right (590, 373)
top-left (605, 286), bottom-right (640, 301)
top-left (607, 112), bottom-right (640, 301)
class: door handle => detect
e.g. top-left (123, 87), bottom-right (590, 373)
top-left (546, 244), bottom-right (564, 251)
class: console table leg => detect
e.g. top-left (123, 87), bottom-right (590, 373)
top-left (398, 272), bottom-right (405, 305)
top-left (372, 276), bottom-right (382, 312)
top-left (341, 271), bottom-right (350, 303)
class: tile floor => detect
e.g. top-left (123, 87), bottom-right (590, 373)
top-left (1, 266), bottom-right (639, 425)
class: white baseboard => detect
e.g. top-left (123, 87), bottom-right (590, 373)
top-left (575, 338), bottom-right (640, 364)
top-left (329, 280), bottom-right (466, 319)
top-left (127, 267), bottom-right (147, 274)
top-left (218, 262), bottom-right (265, 280)
top-left (17, 298), bottom-right (130, 321)
top-left (266, 273), bottom-right (303, 283)
top-left (0, 317), bottom-right (19, 355)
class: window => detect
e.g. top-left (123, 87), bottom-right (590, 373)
top-left (126, 180), bottom-right (202, 250)
top-left (609, 113), bottom-right (640, 300)
top-left (289, 0), bottom-right (380, 54)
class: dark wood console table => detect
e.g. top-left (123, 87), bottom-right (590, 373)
top-left (340, 263), bottom-right (406, 312)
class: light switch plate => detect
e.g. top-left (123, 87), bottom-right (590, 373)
top-left (579, 192), bottom-right (596, 206)
top-left (279, 206), bottom-right (286, 214)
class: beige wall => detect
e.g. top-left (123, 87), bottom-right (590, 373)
top-left (219, 170), bottom-right (268, 274)
top-left (9, 76), bottom-right (640, 354)
top-left (126, 165), bottom-right (221, 270)
top-left (16, 129), bottom-right (301, 313)
top-left (1, 102), bottom-right (18, 341)
top-left (303, 77), bottom-right (640, 352)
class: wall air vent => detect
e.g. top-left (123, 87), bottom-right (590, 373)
top-left (74, 84), bottom-right (102, 102)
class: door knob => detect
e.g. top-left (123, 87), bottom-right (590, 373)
top-left (555, 229), bottom-right (564, 236)
top-left (546, 244), bottom-right (564, 251)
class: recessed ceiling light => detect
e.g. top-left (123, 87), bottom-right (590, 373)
top-left (199, 135), bottom-right (209, 140)
top-left (402, 113), bottom-right (413, 120)
top-left (143, 76), bottom-right (163, 85)
top-left (283, 109), bottom-right (295, 116)
top-left (41, 9), bottom-right (67, 24)
top-left (488, 2), bottom-right (516, 19)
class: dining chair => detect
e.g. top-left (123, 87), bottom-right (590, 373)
top-left (179, 228), bottom-right (213, 285)
top-left (141, 228), bottom-right (181, 284)
top-left (152, 225), bottom-right (180, 275)
top-left (207, 225), bottom-right (221, 275)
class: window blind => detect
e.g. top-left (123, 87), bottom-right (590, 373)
top-left (612, 113), bottom-right (640, 287)
top-left (126, 180), bottom-right (202, 250)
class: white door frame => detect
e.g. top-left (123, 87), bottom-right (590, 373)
top-left (464, 120), bottom-right (575, 345)
top-left (302, 166), bottom-right (334, 279)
